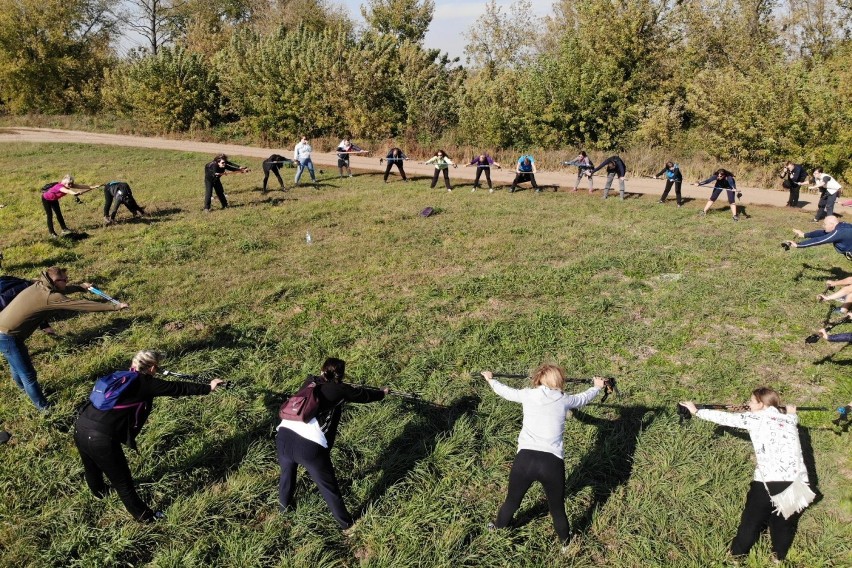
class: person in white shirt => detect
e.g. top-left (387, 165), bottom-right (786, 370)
top-left (810, 168), bottom-right (842, 222)
top-left (481, 366), bottom-right (605, 547)
top-left (293, 135), bottom-right (318, 186)
top-left (679, 387), bottom-right (810, 562)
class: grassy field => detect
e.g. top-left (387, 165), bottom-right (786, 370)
top-left (0, 143), bottom-right (849, 567)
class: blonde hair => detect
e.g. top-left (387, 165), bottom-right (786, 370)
top-left (61, 174), bottom-right (74, 185)
top-left (530, 364), bottom-right (565, 390)
top-left (131, 350), bottom-right (163, 373)
top-left (752, 387), bottom-right (781, 409)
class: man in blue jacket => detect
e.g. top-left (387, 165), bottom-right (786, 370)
top-left (784, 216), bottom-right (852, 261)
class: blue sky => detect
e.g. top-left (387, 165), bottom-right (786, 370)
top-left (339, 0), bottom-right (553, 62)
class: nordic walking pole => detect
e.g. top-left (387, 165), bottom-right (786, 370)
top-left (677, 402), bottom-right (835, 424)
top-left (87, 286), bottom-right (123, 306)
top-left (161, 369), bottom-right (233, 389)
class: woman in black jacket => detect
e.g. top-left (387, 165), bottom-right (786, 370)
top-left (276, 357), bottom-right (388, 530)
top-left (73, 351), bottom-right (224, 521)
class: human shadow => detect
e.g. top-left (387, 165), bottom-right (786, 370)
top-left (352, 394), bottom-right (480, 516)
top-left (793, 263), bottom-right (848, 284)
top-left (510, 404), bottom-right (658, 532)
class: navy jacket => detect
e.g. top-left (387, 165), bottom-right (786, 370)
top-left (591, 156), bottom-right (626, 177)
top-left (798, 223), bottom-right (852, 253)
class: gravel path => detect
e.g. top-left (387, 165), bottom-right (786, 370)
top-left (0, 127), bottom-right (823, 211)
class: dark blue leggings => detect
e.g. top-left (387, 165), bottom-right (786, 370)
top-left (828, 332), bottom-right (852, 342)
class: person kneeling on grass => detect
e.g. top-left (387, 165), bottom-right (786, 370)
top-left (783, 216), bottom-right (852, 261)
top-left (74, 350), bottom-right (225, 522)
top-left (277, 357), bottom-right (388, 532)
top-left (481, 367), bottom-right (605, 550)
top-left (679, 388), bottom-right (813, 564)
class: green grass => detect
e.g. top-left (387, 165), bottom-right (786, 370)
top-left (0, 143), bottom-right (850, 567)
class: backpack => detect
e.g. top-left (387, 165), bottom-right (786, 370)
top-left (90, 371), bottom-right (141, 411)
top-left (41, 182), bottom-right (57, 192)
top-left (279, 378), bottom-right (322, 422)
top-left (0, 276), bottom-right (33, 310)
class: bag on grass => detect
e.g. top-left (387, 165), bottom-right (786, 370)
top-left (279, 378), bottom-right (322, 422)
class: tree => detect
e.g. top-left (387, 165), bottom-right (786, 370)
top-left (118, 0), bottom-right (184, 55)
top-left (463, 0), bottom-right (539, 70)
top-left (360, 0), bottom-right (434, 44)
top-left (0, 0), bottom-right (117, 113)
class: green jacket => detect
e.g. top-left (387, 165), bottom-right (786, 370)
top-left (0, 273), bottom-right (120, 339)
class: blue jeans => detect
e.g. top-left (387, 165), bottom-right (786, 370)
top-left (295, 158), bottom-right (316, 184)
top-left (0, 333), bottom-right (49, 410)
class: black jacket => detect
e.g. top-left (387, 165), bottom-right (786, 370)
top-left (75, 374), bottom-right (211, 449)
top-left (301, 377), bottom-right (385, 448)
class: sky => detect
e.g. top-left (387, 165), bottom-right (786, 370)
top-left (340, 0), bottom-right (554, 62)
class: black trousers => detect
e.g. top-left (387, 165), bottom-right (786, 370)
top-left (431, 168), bottom-right (451, 189)
top-left (511, 173), bottom-right (538, 190)
top-left (103, 187), bottom-right (143, 219)
top-left (204, 177), bottom-right (228, 210)
top-left (474, 167), bottom-right (492, 188)
top-left (262, 164), bottom-right (285, 191)
top-left (73, 426), bottom-right (155, 521)
top-left (276, 428), bottom-right (353, 529)
top-left (731, 481), bottom-right (800, 560)
top-left (660, 180), bottom-right (682, 203)
top-left (41, 197), bottom-right (68, 235)
top-left (787, 184), bottom-right (800, 206)
top-left (496, 449), bottom-right (571, 542)
top-left (814, 189), bottom-right (838, 220)
top-left (384, 161), bottom-right (406, 181)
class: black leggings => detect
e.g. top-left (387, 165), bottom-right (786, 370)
top-left (384, 161), bottom-right (406, 181)
top-left (103, 187), bottom-right (143, 219)
top-left (660, 180), bottom-right (682, 203)
top-left (431, 168), bottom-right (451, 189)
top-left (73, 426), bottom-right (155, 521)
top-left (731, 481), bottom-right (801, 560)
top-left (262, 164), bottom-right (285, 191)
top-left (42, 197), bottom-right (68, 235)
top-left (204, 177), bottom-right (228, 210)
top-left (474, 167), bottom-right (492, 188)
top-left (511, 172), bottom-right (538, 190)
top-left (496, 449), bottom-right (570, 542)
top-left (276, 428), bottom-right (353, 529)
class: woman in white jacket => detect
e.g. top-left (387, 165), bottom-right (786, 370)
top-left (679, 387), bottom-right (811, 562)
top-left (481, 366), bottom-right (605, 546)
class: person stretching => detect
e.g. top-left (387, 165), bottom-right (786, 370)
top-left (510, 155), bottom-right (539, 193)
top-left (654, 162), bottom-right (683, 207)
top-left (679, 387), bottom-right (812, 563)
top-left (262, 154), bottom-right (291, 192)
top-left (697, 168), bottom-right (739, 220)
top-left (783, 216), bottom-right (852, 261)
top-left (563, 151), bottom-right (594, 193)
top-left (41, 175), bottom-right (101, 237)
top-left (589, 156), bottom-right (627, 200)
top-left (481, 367), bottom-right (605, 549)
top-left (466, 154), bottom-right (501, 192)
top-left (293, 135), bottom-right (318, 186)
top-left (381, 148), bottom-right (408, 183)
top-left (425, 150), bottom-right (455, 191)
top-left (103, 181), bottom-right (145, 225)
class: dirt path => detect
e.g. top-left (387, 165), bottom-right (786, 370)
top-left (0, 127), bottom-right (823, 211)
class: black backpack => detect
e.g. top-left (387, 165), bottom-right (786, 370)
top-left (0, 276), bottom-right (33, 310)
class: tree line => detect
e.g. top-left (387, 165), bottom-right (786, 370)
top-left (0, 0), bottom-right (850, 178)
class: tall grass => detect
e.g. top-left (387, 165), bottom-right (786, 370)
top-left (0, 143), bottom-right (849, 567)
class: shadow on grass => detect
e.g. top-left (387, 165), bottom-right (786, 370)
top-left (793, 263), bottom-right (849, 284)
top-left (510, 405), bottom-right (658, 533)
top-left (354, 394), bottom-right (480, 516)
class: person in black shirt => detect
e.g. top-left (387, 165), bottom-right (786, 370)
top-left (73, 350), bottom-right (224, 521)
top-left (589, 155), bottom-right (627, 199)
top-left (697, 169), bottom-right (739, 220)
top-left (262, 154), bottom-right (292, 192)
top-left (781, 162), bottom-right (808, 207)
top-left (276, 357), bottom-right (388, 530)
top-left (381, 148), bottom-right (408, 182)
top-left (204, 154), bottom-right (248, 212)
top-left (102, 181), bottom-right (145, 225)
